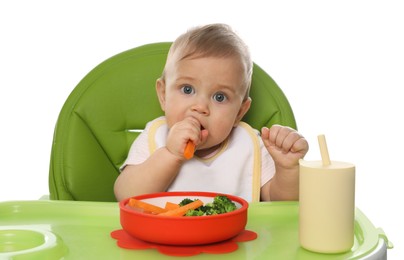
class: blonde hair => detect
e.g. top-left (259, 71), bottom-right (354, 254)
top-left (161, 24), bottom-right (253, 99)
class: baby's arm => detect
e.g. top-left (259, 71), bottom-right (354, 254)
top-left (114, 147), bottom-right (183, 201)
top-left (114, 117), bottom-right (205, 201)
top-left (260, 125), bottom-right (309, 201)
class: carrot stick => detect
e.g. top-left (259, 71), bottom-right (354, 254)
top-left (158, 199), bottom-right (203, 217)
top-left (165, 201), bottom-right (180, 210)
top-left (184, 141), bottom-right (195, 159)
top-left (127, 198), bottom-right (167, 214)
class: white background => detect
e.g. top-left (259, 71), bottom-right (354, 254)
top-left (1, 1), bottom-right (402, 258)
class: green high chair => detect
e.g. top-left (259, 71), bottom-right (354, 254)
top-left (48, 42), bottom-right (297, 201)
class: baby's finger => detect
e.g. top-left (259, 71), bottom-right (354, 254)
top-left (182, 118), bottom-right (202, 141)
top-left (186, 117), bottom-right (202, 129)
top-left (290, 137), bottom-right (309, 154)
top-left (270, 125), bottom-right (295, 148)
top-left (260, 127), bottom-right (270, 144)
top-left (279, 131), bottom-right (304, 152)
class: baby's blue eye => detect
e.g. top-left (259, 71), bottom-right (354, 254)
top-left (181, 85), bottom-right (194, 95)
top-left (213, 93), bottom-right (227, 102)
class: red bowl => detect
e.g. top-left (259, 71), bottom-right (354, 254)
top-left (119, 191), bottom-right (248, 245)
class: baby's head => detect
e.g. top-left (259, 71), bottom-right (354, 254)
top-left (161, 23), bottom-right (253, 99)
top-left (157, 24), bottom-right (254, 153)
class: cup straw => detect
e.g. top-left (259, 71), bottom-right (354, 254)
top-left (318, 134), bottom-right (331, 166)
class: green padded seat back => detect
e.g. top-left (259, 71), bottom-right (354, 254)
top-left (49, 42), bottom-right (296, 201)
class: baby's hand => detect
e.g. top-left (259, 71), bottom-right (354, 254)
top-left (261, 125), bottom-right (309, 169)
top-left (166, 117), bottom-right (207, 160)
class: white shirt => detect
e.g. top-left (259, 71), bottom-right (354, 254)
top-left (122, 116), bottom-right (275, 202)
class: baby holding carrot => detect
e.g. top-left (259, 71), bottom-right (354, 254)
top-left (114, 23), bottom-right (309, 202)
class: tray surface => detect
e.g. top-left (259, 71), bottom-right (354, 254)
top-left (0, 200), bottom-right (383, 259)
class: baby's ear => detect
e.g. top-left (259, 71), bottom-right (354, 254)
top-left (155, 78), bottom-right (166, 111)
top-left (234, 97), bottom-right (251, 126)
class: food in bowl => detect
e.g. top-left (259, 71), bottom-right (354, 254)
top-left (127, 194), bottom-right (237, 216)
top-left (119, 191), bottom-right (248, 245)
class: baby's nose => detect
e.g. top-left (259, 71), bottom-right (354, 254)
top-left (191, 98), bottom-right (209, 115)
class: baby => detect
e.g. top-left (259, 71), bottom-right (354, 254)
top-left (114, 24), bottom-right (308, 202)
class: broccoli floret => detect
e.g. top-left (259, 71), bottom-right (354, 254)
top-left (200, 203), bottom-right (216, 215)
top-left (211, 195), bottom-right (237, 214)
top-left (184, 209), bottom-right (205, 216)
top-left (179, 198), bottom-right (196, 207)
top-left (180, 195), bottom-right (237, 216)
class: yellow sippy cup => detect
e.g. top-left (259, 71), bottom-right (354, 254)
top-left (299, 135), bottom-right (355, 253)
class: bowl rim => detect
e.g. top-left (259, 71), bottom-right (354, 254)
top-left (119, 191), bottom-right (248, 219)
